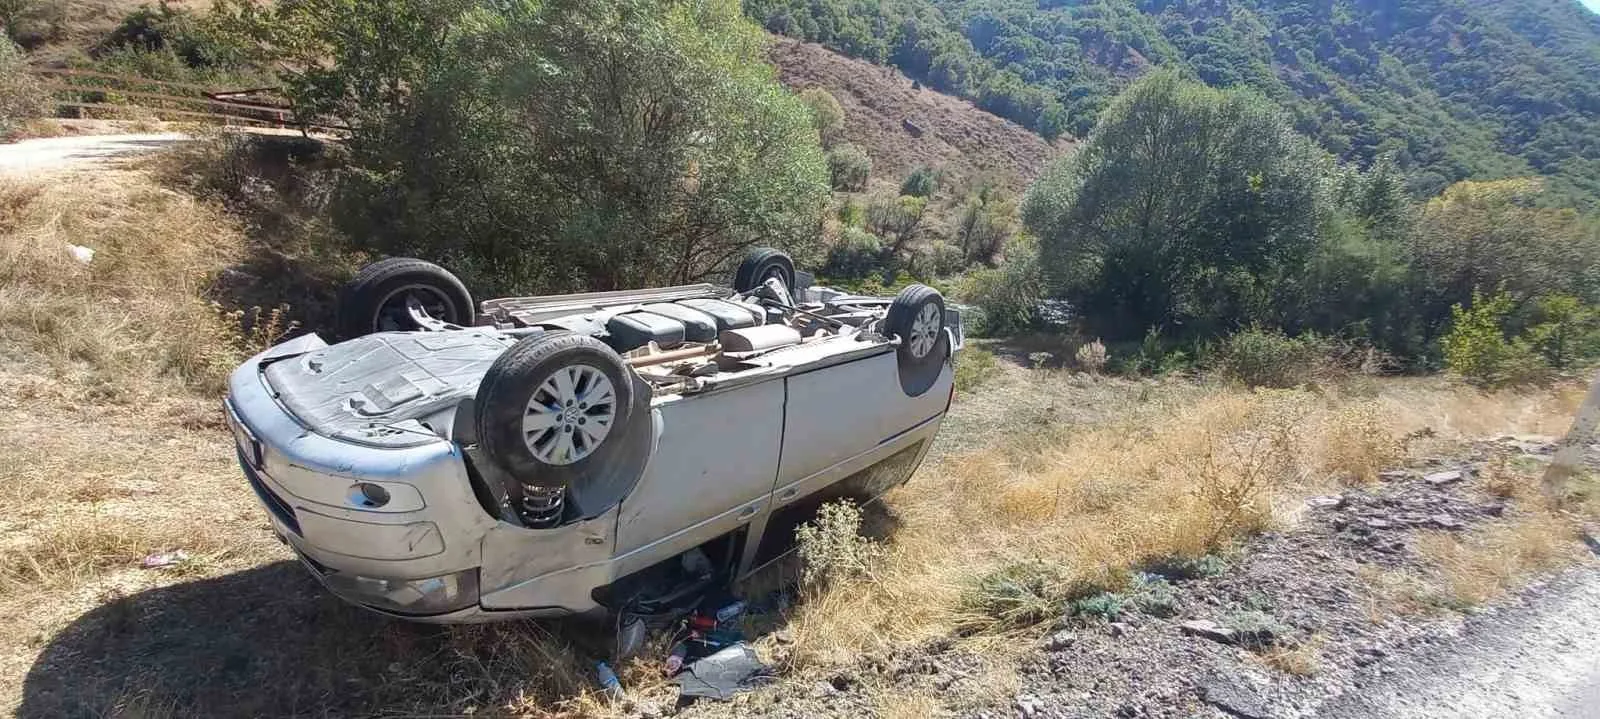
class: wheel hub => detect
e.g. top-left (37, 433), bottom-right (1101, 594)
top-left (522, 364), bottom-right (616, 465)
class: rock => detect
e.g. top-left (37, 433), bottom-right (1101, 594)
top-left (1015, 695), bottom-right (1041, 718)
top-left (1044, 630), bottom-right (1077, 651)
top-left (1354, 645), bottom-right (1388, 667)
top-left (1424, 470), bottom-right (1463, 485)
top-left (811, 681), bottom-right (839, 698)
top-left (1306, 495), bottom-right (1345, 509)
top-left (1197, 672), bottom-right (1276, 719)
top-left (1582, 525), bottom-right (1600, 556)
top-left (1180, 620), bottom-right (1235, 645)
top-left (1430, 513), bottom-right (1464, 530)
top-left (1363, 518), bottom-right (1394, 530)
top-left (1379, 470), bottom-right (1411, 481)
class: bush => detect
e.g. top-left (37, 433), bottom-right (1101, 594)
top-left (795, 500), bottom-right (884, 588)
top-left (960, 237), bottom-right (1043, 337)
top-left (962, 561), bottom-right (1065, 629)
top-left (798, 86), bottom-right (844, 147)
top-left (1213, 327), bottom-right (1322, 388)
top-left (1075, 338), bottom-right (1108, 374)
top-left (1441, 289), bottom-right (1520, 386)
top-left (909, 241), bottom-right (964, 278)
top-left (821, 226), bottom-right (884, 278)
top-left (0, 40), bottom-right (45, 135)
top-left (828, 143), bottom-right (871, 191)
top-left (900, 165), bottom-right (938, 197)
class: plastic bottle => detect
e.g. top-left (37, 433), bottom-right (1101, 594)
top-left (595, 661), bottom-right (623, 700)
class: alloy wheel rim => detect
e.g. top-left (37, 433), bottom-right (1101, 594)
top-left (909, 302), bottom-right (941, 358)
top-left (522, 364), bottom-right (616, 465)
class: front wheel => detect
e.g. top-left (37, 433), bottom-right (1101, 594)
top-left (475, 332), bottom-right (635, 488)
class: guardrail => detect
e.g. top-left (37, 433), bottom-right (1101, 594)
top-left (31, 67), bottom-right (347, 133)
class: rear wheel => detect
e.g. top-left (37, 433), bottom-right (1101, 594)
top-left (475, 332), bottom-right (635, 488)
top-left (883, 284), bottom-right (948, 396)
top-left (337, 258), bottom-right (474, 338)
top-left (733, 247), bottom-right (796, 293)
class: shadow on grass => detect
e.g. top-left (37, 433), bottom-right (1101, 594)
top-left (19, 562), bottom-right (603, 717)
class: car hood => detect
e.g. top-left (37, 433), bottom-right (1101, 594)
top-left (262, 330), bottom-right (516, 448)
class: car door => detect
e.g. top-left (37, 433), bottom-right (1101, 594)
top-left (611, 379), bottom-right (784, 565)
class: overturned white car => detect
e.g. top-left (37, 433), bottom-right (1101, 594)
top-left (224, 248), bottom-right (960, 621)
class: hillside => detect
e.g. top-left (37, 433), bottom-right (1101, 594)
top-left (745, 0), bottom-right (1600, 204)
top-left (768, 36), bottom-right (1069, 193)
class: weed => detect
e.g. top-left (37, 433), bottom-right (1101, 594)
top-left (796, 500), bottom-right (886, 589)
top-left (1069, 591), bottom-right (1127, 621)
top-left (954, 345), bottom-right (999, 392)
top-left (1128, 573), bottom-right (1178, 617)
top-left (1262, 634), bottom-right (1323, 676)
top-left (1223, 610), bottom-right (1290, 649)
top-left (1074, 339), bottom-right (1108, 374)
top-left (962, 560), bottom-right (1067, 630)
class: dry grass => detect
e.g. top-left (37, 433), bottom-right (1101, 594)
top-left (1414, 514), bottom-right (1585, 610)
top-left (1261, 634), bottom-right (1324, 677)
top-left (781, 377), bottom-right (1591, 667)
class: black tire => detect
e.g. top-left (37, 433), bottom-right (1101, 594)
top-left (337, 257), bottom-right (474, 339)
top-left (475, 332), bottom-right (636, 489)
top-left (733, 247), bottom-right (796, 293)
top-left (884, 284), bottom-right (949, 396)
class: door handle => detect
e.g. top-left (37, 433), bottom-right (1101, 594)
top-left (738, 503), bottom-right (760, 519)
top-left (777, 488), bottom-right (799, 501)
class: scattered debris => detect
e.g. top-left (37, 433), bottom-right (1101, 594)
top-left (1424, 469), bottom-right (1463, 485)
top-left (595, 661), bottom-right (624, 701)
top-left (139, 550), bottom-right (189, 569)
top-left (672, 643), bottom-right (772, 700)
top-left (66, 244), bottom-right (94, 264)
top-left (1305, 495), bottom-right (1345, 509)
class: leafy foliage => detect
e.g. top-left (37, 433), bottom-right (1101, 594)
top-left (0, 39), bottom-right (45, 134)
top-left (746, 0), bottom-right (1600, 208)
top-left (899, 165), bottom-right (938, 197)
top-left (228, 0), bottom-right (829, 296)
top-left (798, 86), bottom-right (845, 147)
top-left (827, 143), bottom-right (872, 191)
top-left (1022, 70), bottom-right (1327, 343)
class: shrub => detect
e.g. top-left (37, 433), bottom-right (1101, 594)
top-left (962, 560), bottom-right (1064, 629)
top-left (909, 241), bottom-right (964, 277)
top-left (1213, 327), bottom-right (1320, 388)
top-left (899, 165), bottom-right (938, 197)
top-left (821, 226), bottom-right (884, 278)
top-left (795, 500), bottom-right (885, 588)
top-left (1075, 338), bottom-right (1108, 374)
top-left (960, 237), bottom-right (1043, 336)
top-left (1069, 591), bottom-right (1126, 621)
top-left (1522, 293), bottom-right (1600, 370)
top-left (798, 87), bottom-right (844, 147)
top-left (1129, 573), bottom-right (1178, 617)
top-left (828, 143), bottom-right (871, 191)
top-left (0, 40), bottom-right (45, 135)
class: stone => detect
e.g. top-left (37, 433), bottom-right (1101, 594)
top-left (1015, 695), bottom-right (1041, 718)
top-left (811, 681), bottom-right (839, 698)
top-left (1197, 672), bottom-right (1276, 719)
top-left (1424, 470), bottom-right (1464, 485)
top-left (1179, 620), bottom-right (1235, 645)
top-left (1379, 469), bottom-right (1411, 481)
top-left (1582, 525), bottom-right (1600, 556)
top-left (1044, 630), bottom-right (1077, 651)
top-left (1306, 495), bottom-right (1345, 509)
top-left (1363, 518), bottom-right (1394, 530)
top-left (1431, 513), bottom-right (1464, 530)
top-left (1108, 622), bottom-right (1130, 638)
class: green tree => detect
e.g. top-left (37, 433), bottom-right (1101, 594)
top-left (1022, 70), bottom-right (1327, 342)
top-left (899, 165), bottom-right (938, 197)
top-left (234, 0), bottom-right (829, 294)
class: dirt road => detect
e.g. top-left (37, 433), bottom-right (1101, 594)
top-left (1316, 567), bottom-right (1600, 719)
top-left (0, 133), bottom-right (189, 175)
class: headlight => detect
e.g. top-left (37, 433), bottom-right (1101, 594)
top-left (321, 568), bottom-right (479, 615)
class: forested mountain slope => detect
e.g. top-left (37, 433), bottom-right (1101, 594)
top-left (745, 0), bottom-right (1600, 203)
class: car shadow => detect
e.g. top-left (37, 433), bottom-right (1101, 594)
top-left (19, 562), bottom-right (603, 717)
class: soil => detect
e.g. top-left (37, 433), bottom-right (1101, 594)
top-left (767, 37), bottom-right (1073, 194)
top-left (665, 425), bottom-right (1600, 719)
